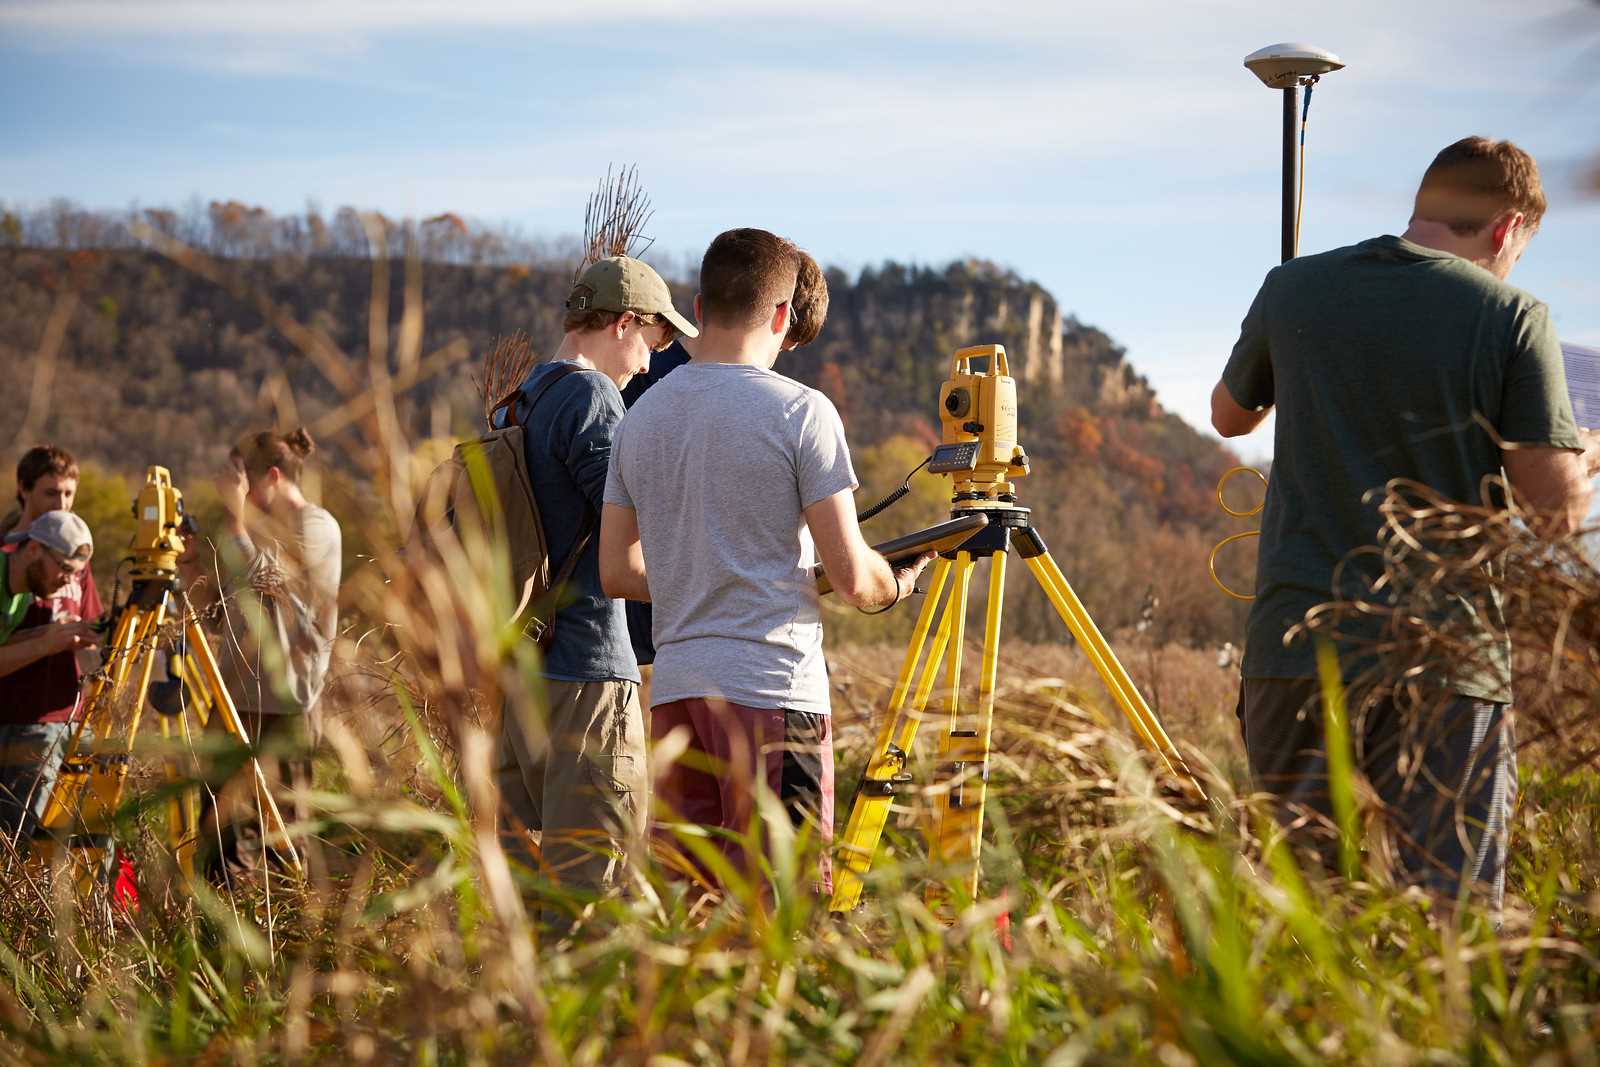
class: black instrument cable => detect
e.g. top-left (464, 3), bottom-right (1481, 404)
top-left (856, 454), bottom-right (930, 524)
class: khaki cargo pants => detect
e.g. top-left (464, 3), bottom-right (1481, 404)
top-left (496, 679), bottom-right (648, 906)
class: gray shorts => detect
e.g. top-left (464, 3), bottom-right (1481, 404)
top-left (1237, 678), bottom-right (1515, 909)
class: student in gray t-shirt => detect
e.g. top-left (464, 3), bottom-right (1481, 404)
top-left (600, 228), bottom-right (931, 896)
top-left (617, 251), bottom-right (833, 670)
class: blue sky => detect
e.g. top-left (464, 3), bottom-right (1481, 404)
top-left (4, 0), bottom-right (1599, 458)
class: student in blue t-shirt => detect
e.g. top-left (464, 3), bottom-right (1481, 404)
top-left (492, 255), bottom-right (695, 917)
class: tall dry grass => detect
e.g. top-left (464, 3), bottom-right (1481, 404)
top-left (1, 219), bottom-right (1599, 1065)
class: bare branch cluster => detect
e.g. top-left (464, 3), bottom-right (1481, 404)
top-left (472, 331), bottom-right (540, 428)
top-left (1298, 478), bottom-right (1600, 771)
top-left (578, 164), bottom-right (654, 277)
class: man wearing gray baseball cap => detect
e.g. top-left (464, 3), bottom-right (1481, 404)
top-left (1, 510), bottom-right (100, 841)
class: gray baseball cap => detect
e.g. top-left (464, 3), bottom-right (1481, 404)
top-left (3, 510), bottom-right (93, 561)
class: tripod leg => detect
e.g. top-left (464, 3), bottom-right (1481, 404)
top-left (31, 604), bottom-right (145, 854)
top-left (929, 551), bottom-right (1005, 902)
top-left (167, 647), bottom-right (214, 876)
top-left (32, 599), bottom-right (166, 887)
top-left (123, 604), bottom-right (166, 747)
top-left (181, 653), bottom-right (216, 729)
top-left (1020, 537), bottom-right (1205, 796)
top-left (871, 557), bottom-right (953, 746)
top-left (939, 554), bottom-right (973, 722)
top-left (183, 618), bottom-right (304, 876)
top-left (830, 555), bottom-right (971, 912)
top-left (157, 705), bottom-right (185, 864)
top-left (167, 702), bottom-right (204, 880)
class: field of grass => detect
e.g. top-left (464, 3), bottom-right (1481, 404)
top-left (2, 636), bottom-right (1597, 1066)
top-left (6, 219), bottom-right (1598, 1063)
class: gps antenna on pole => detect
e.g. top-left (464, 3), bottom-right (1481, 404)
top-left (1243, 43), bottom-right (1345, 263)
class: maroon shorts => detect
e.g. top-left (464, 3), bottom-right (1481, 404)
top-left (650, 698), bottom-right (834, 894)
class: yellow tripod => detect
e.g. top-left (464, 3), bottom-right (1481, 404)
top-left (28, 467), bottom-right (301, 888)
top-left (829, 347), bottom-right (1203, 912)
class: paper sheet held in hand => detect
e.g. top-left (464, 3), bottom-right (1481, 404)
top-left (1563, 342), bottom-right (1600, 430)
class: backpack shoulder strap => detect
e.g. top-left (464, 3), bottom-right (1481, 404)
top-left (532, 362), bottom-right (601, 585)
top-left (493, 361), bottom-right (585, 429)
top-left (502, 362), bottom-right (604, 647)
top-left (547, 507), bottom-right (596, 604)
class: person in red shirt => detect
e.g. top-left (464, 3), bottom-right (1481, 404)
top-left (1, 510), bottom-right (100, 843)
top-left (0, 447), bottom-right (104, 844)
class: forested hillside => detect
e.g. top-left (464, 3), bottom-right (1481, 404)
top-left (0, 201), bottom-right (1255, 643)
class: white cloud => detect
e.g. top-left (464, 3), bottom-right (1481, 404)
top-left (11, 0), bottom-right (1588, 58)
top-left (0, 0), bottom-right (1321, 37)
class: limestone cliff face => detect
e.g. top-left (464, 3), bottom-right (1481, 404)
top-left (944, 279), bottom-right (1064, 387)
top-left (1060, 317), bottom-right (1160, 417)
top-left (1023, 291), bottom-right (1064, 388)
top-left (801, 258), bottom-right (1158, 421)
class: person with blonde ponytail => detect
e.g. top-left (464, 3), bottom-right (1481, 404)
top-left (182, 426), bottom-right (342, 875)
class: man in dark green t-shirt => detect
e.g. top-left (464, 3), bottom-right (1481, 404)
top-left (1210, 137), bottom-right (1596, 908)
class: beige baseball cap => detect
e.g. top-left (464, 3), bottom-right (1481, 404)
top-left (566, 256), bottom-right (698, 337)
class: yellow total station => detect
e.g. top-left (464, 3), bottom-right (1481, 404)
top-left (129, 465), bottom-right (187, 580)
top-left (826, 345), bottom-right (1205, 914)
top-left (933, 345), bottom-right (1030, 506)
top-left (28, 465), bottom-right (301, 890)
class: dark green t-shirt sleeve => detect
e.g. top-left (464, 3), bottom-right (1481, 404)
top-left (1222, 269), bottom-right (1276, 411)
top-left (1499, 302), bottom-right (1583, 448)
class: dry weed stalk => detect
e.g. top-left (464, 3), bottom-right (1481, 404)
top-left (472, 331), bottom-right (541, 428)
top-left (578, 163), bottom-right (654, 275)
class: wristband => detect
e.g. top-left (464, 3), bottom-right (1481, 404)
top-left (860, 571), bottom-right (903, 616)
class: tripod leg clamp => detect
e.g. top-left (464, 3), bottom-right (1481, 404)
top-left (859, 774), bottom-right (915, 798)
top-left (940, 730), bottom-right (988, 809)
top-left (858, 744), bottom-right (914, 797)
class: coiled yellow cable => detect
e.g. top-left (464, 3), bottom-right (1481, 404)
top-left (1207, 466), bottom-right (1266, 601)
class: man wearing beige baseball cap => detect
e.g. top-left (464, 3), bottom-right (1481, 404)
top-left (1, 510), bottom-right (100, 842)
top-left (490, 254), bottom-right (694, 925)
